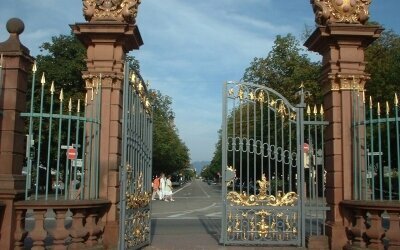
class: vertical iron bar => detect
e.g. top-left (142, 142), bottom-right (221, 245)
top-left (246, 93), bottom-right (250, 194)
top-left (119, 61), bottom-right (129, 250)
top-left (297, 88), bottom-right (306, 247)
top-left (369, 103), bottom-right (375, 200)
top-left (396, 103), bottom-right (400, 200)
top-left (74, 99), bottom-right (81, 200)
top-left (386, 108), bottom-right (392, 200)
top-left (281, 109), bottom-right (285, 194)
top-left (377, 108), bottom-right (383, 200)
top-left (239, 87), bottom-right (243, 194)
top-left (64, 101), bottom-right (73, 200)
top-left (45, 84), bottom-right (55, 200)
top-left (88, 87), bottom-right (94, 198)
top-left (321, 109), bottom-right (326, 235)
top-left (26, 63), bottom-right (37, 199)
top-left (81, 96), bottom-right (87, 200)
top-left (253, 95), bottom-right (256, 195)
top-left (35, 77), bottom-right (46, 199)
top-left (55, 91), bottom-right (64, 200)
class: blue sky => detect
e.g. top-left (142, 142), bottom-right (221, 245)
top-left (1, 1), bottom-right (399, 162)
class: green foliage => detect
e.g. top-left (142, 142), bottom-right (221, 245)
top-left (150, 90), bottom-right (190, 175)
top-left (35, 33), bottom-right (87, 102)
top-left (29, 33), bottom-right (189, 178)
top-left (243, 34), bottom-right (322, 105)
top-left (202, 130), bottom-right (222, 180)
top-left (365, 29), bottom-right (400, 103)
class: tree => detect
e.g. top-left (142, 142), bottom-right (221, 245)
top-left (29, 33), bottom-right (189, 179)
top-left (243, 34), bottom-right (322, 105)
top-left (365, 29), bottom-right (400, 103)
top-left (35, 33), bottom-right (87, 102)
top-left (150, 90), bottom-right (190, 175)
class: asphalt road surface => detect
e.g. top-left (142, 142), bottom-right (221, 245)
top-left (144, 179), bottom-right (302, 250)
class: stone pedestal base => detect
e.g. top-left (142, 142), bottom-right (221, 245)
top-left (307, 235), bottom-right (330, 250)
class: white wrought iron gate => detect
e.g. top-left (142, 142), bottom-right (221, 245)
top-left (220, 81), bottom-right (307, 246)
top-left (119, 61), bottom-right (153, 250)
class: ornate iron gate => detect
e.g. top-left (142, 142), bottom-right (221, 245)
top-left (119, 61), bottom-right (153, 250)
top-left (221, 81), bottom-right (307, 246)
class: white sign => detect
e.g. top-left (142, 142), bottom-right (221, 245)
top-left (72, 159), bottom-right (83, 167)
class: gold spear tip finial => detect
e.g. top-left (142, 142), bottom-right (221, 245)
top-left (85, 93), bottom-right (88, 106)
top-left (369, 96), bottom-right (372, 108)
top-left (32, 61), bottom-right (37, 72)
top-left (68, 98), bottom-right (72, 112)
top-left (377, 102), bottom-right (381, 115)
top-left (50, 81), bottom-right (55, 94)
top-left (0, 54), bottom-right (3, 68)
top-left (320, 104), bottom-right (324, 116)
top-left (395, 93), bottom-right (398, 106)
top-left (307, 104), bottom-right (311, 115)
top-left (299, 82), bottom-right (305, 90)
top-left (131, 73), bottom-right (136, 83)
top-left (77, 99), bottom-right (81, 113)
top-left (386, 101), bottom-right (390, 115)
top-left (59, 89), bottom-right (64, 101)
top-left (40, 72), bottom-right (46, 85)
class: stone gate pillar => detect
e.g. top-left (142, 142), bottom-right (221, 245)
top-left (305, 1), bottom-right (382, 249)
top-left (0, 18), bottom-right (33, 249)
top-left (71, 1), bottom-right (142, 247)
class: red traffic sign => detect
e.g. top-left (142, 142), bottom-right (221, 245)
top-left (303, 143), bottom-right (309, 154)
top-left (67, 148), bottom-right (77, 160)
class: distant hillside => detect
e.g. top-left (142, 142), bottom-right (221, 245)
top-left (191, 161), bottom-right (210, 174)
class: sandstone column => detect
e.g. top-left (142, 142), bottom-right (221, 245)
top-left (0, 18), bottom-right (33, 249)
top-left (305, 1), bottom-right (382, 249)
top-left (71, 1), bottom-right (142, 247)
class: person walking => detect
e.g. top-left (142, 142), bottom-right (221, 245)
top-left (159, 173), bottom-right (166, 200)
top-left (152, 175), bottom-right (160, 200)
top-left (164, 175), bottom-right (174, 202)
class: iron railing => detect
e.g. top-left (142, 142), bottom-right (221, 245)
top-left (20, 62), bottom-right (101, 201)
top-left (352, 90), bottom-right (400, 201)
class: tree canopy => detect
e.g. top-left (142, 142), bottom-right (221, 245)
top-left (150, 90), bottom-right (190, 175)
top-left (243, 34), bottom-right (322, 105)
top-left (32, 33), bottom-right (189, 176)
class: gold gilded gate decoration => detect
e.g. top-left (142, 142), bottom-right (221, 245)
top-left (226, 175), bottom-right (299, 241)
top-left (227, 176), bottom-right (298, 207)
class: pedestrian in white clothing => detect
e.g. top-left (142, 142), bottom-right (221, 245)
top-left (164, 175), bottom-right (174, 202)
top-left (159, 173), bottom-right (166, 200)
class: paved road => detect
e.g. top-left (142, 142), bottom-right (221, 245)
top-left (144, 179), bottom-right (303, 250)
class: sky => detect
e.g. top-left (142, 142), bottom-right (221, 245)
top-left (1, 0), bottom-right (399, 162)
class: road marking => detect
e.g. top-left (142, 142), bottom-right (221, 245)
top-left (172, 182), bottom-right (192, 195)
top-left (198, 181), bottom-right (210, 198)
top-left (156, 202), bottom-right (217, 217)
top-left (205, 212), bottom-right (221, 217)
top-left (168, 213), bottom-right (186, 218)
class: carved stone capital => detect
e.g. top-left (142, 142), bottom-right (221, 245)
top-left (83, 73), bottom-right (124, 89)
top-left (311, 0), bottom-right (371, 25)
top-left (323, 73), bottom-right (368, 94)
top-left (82, 0), bottom-right (141, 23)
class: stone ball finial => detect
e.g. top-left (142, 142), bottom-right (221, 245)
top-left (6, 18), bottom-right (25, 35)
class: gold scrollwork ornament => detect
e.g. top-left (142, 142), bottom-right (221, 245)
top-left (83, 0), bottom-right (141, 23)
top-left (311, 0), bottom-right (371, 25)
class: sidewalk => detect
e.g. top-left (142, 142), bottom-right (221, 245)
top-left (143, 218), bottom-right (305, 250)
